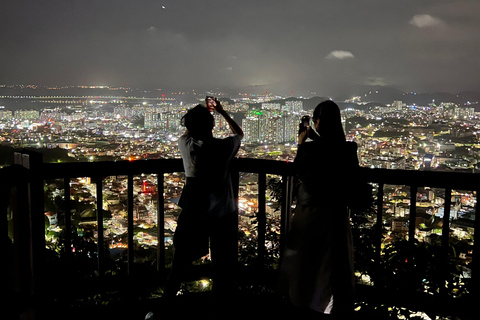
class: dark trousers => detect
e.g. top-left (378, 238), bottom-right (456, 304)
top-left (165, 212), bottom-right (238, 298)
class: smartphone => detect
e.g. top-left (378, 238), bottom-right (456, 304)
top-left (301, 115), bottom-right (310, 126)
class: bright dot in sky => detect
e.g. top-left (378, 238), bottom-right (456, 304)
top-left (162, 6), bottom-right (165, 9)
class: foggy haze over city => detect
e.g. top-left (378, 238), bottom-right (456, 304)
top-left (2, 0), bottom-right (480, 97)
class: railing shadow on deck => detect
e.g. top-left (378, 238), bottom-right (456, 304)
top-left (2, 149), bottom-right (479, 320)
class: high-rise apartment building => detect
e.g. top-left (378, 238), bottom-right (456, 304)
top-left (243, 115), bottom-right (260, 143)
top-left (261, 103), bottom-right (281, 111)
top-left (0, 109), bottom-right (13, 120)
top-left (39, 108), bottom-right (67, 122)
top-left (242, 107), bottom-right (301, 144)
top-left (144, 111), bottom-right (160, 129)
top-left (284, 100), bottom-right (303, 114)
top-left (392, 100), bottom-right (405, 111)
top-left (283, 113), bottom-right (298, 142)
top-left (14, 109), bottom-right (39, 121)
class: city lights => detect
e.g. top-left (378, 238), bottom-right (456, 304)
top-left (1, 85), bottom-right (478, 318)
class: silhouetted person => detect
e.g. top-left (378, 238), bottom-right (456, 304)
top-left (278, 100), bottom-right (358, 316)
top-left (165, 99), bottom-right (244, 305)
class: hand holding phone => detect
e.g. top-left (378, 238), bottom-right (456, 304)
top-left (205, 96), bottom-right (217, 112)
top-left (298, 115), bottom-right (311, 145)
top-left (301, 115), bottom-right (310, 127)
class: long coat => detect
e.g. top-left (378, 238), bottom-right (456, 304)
top-left (279, 139), bottom-right (358, 314)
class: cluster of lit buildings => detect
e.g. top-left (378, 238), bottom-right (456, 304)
top-left (343, 101), bottom-right (480, 171)
top-left (241, 101), bottom-right (303, 144)
top-left (2, 95), bottom-right (479, 174)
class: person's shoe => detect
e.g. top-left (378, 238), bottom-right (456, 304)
top-left (145, 311), bottom-right (155, 320)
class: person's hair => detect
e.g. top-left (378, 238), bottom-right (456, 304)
top-left (181, 104), bottom-right (214, 138)
top-left (313, 100), bottom-right (346, 143)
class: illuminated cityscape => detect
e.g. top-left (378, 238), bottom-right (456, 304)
top-left (1, 85), bottom-right (478, 319)
top-left (2, 86), bottom-right (478, 244)
top-left (3, 0), bottom-right (480, 318)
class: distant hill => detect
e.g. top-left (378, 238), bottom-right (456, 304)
top-left (333, 85), bottom-right (480, 107)
top-left (338, 85), bottom-right (406, 103)
top-left (401, 91), bottom-right (480, 108)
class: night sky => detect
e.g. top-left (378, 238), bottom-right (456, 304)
top-left (1, 0), bottom-right (480, 96)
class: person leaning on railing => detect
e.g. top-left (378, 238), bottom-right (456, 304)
top-left (278, 100), bottom-right (358, 317)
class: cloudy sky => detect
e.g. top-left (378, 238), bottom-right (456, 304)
top-left (1, 0), bottom-right (479, 96)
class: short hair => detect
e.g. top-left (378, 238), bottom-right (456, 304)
top-left (181, 104), bottom-right (214, 137)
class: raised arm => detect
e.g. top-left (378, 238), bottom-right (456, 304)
top-left (214, 98), bottom-right (244, 138)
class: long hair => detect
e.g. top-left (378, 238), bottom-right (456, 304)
top-left (313, 100), bottom-right (346, 143)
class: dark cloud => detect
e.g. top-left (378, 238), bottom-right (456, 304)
top-left (1, 0), bottom-right (479, 95)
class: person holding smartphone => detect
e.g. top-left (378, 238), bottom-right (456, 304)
top-left (278, 100), bottom-right (358, 317)
top-left (164, 97), bottom-right (243, 311)
top-left (298, 115), bottom-right (320, 144)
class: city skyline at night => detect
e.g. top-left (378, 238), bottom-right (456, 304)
top-left (2, 1), bottom-right (479, 318)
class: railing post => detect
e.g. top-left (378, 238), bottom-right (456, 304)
top-left (10, 162), bottom-right (32, 304)
top-left (0, 169), bottom-right (9, 247)
top-left (409, 185), bottom-right (418, 243)
top-left (441, 189), bottom-right (452, 252)
top-left (232, 168), bottom-right (240, 270)
top-left (473, 187), bottom-right (480, 301)
top-left (26, 151), bottom-right (45, 299)
top-left (407, 185), bottom-right (418, 279)
top-left (1, 166), bottom-right (16, 320)
top-left (257, 172), bottom-right (266, 266)
top-left (13, 150), bottom-right (45, 319)
top-left (441, 188), bottom-right (452, 293)
top-left (280, 175), bottom-right (293, 256)
top-left (375, 182), bottom-right (384, 289)
top-left (63, 177), bottom-right (72, 257)
top-left (94, 176), bottom-right (105, 277)
top-left (127, 174), bottom-right (134, 275)
top-left (157, 171), bottom-right (166, 273)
